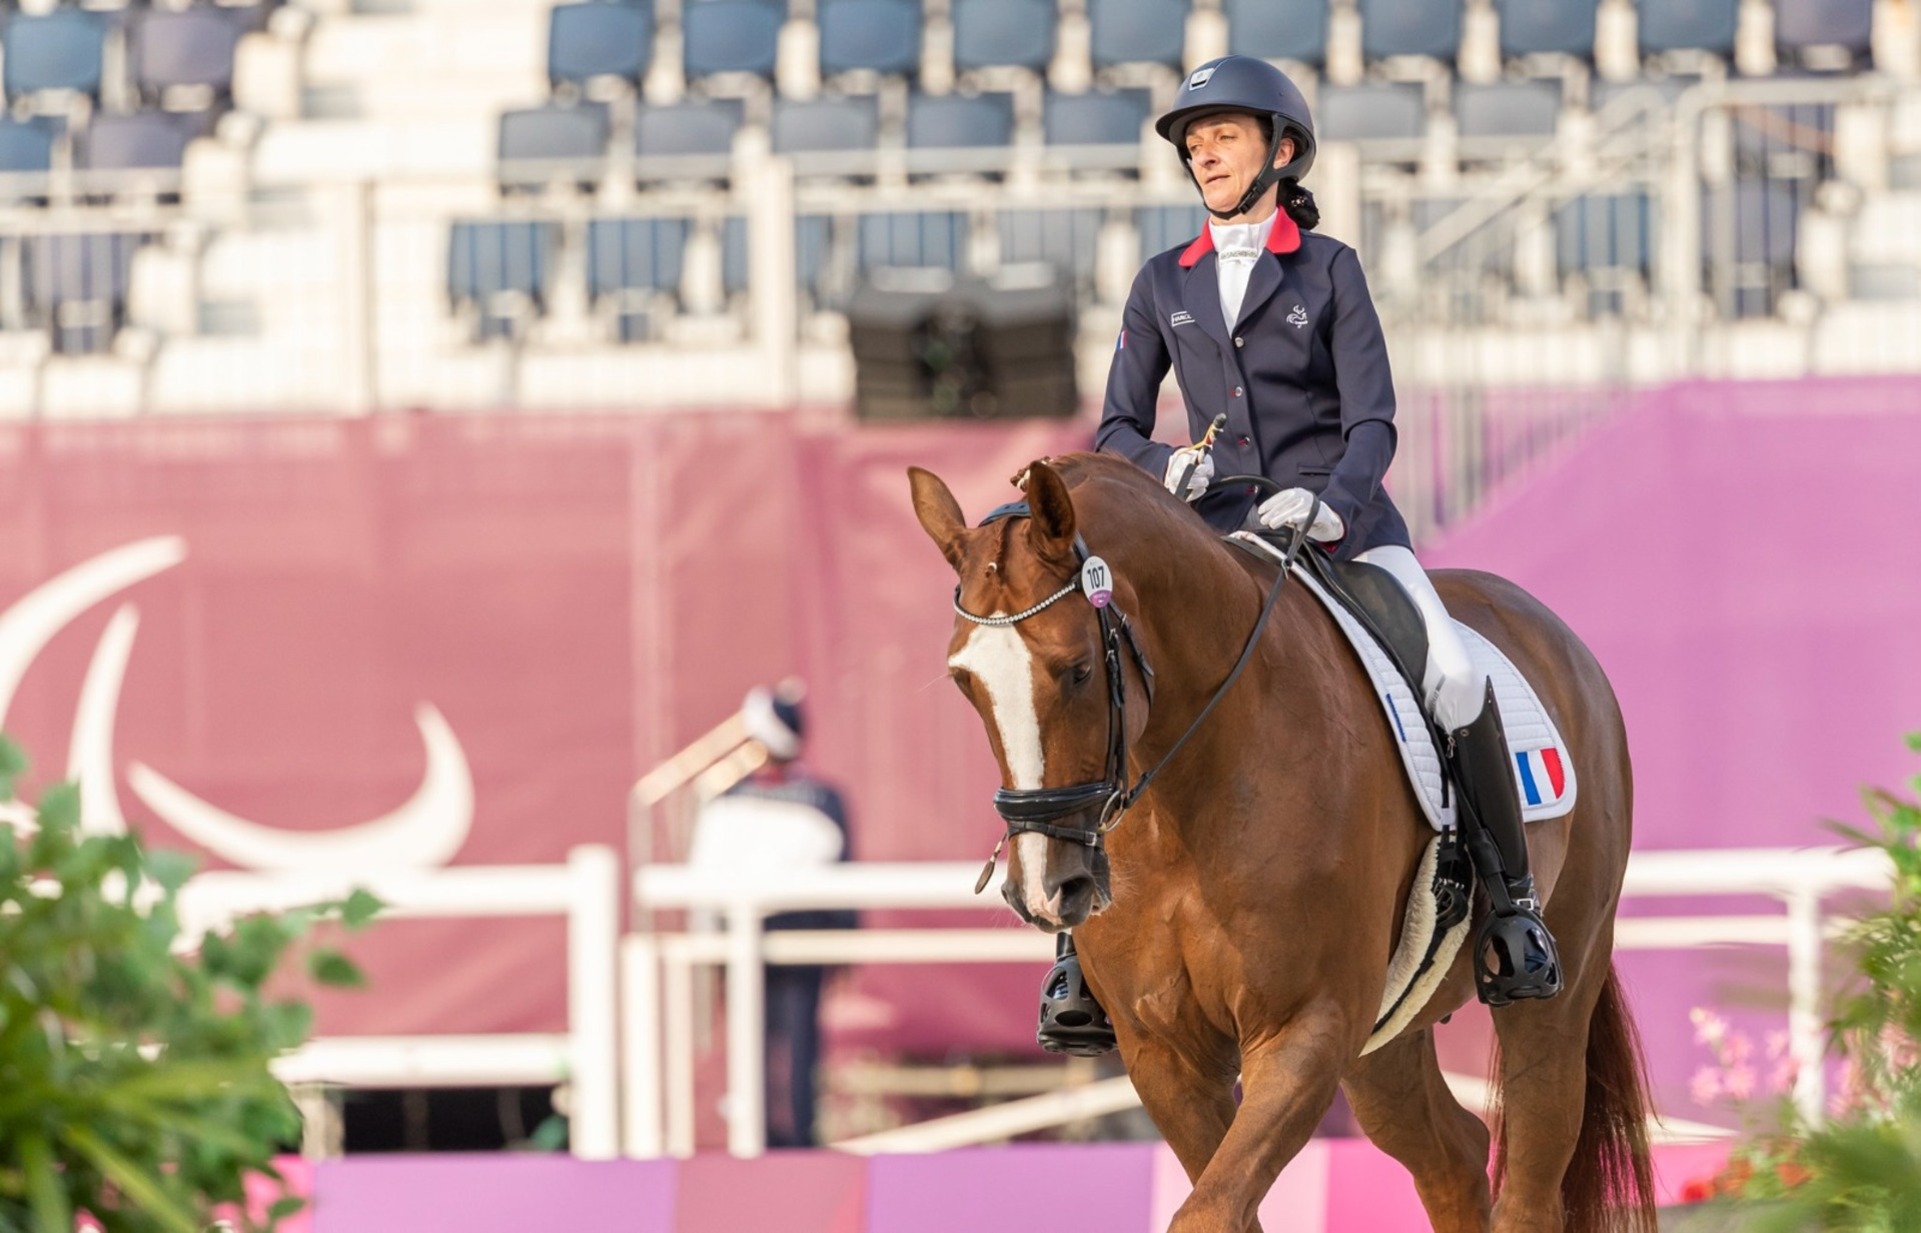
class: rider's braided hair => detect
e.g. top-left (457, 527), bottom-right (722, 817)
top-left (1254, 115), bottom-right (1319, 231)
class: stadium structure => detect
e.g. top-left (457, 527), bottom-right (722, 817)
top-left (0, 0), bottom-right (1918, 1227)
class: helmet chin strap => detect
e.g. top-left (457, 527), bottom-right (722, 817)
top-left (1190, 112), bottom-right (1287, 222)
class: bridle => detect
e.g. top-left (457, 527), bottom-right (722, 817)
top-left (957, 483), bottom-right (1316, 892)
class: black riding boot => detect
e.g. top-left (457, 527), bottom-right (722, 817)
top-left (1036, 932), bottom-right (1116, 1055)
top-left (1451, 681), bottom-right (1563, 1007)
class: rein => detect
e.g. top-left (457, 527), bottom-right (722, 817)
top-left (959, 479), bottom-right (1317, 892)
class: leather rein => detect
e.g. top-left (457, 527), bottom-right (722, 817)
top-left (957, 482), bottom-right (1316, 891)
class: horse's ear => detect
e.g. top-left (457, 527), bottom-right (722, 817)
top-left (1024, 461), bottom-right (1077, 562)
top-left (908, 466), bottom-right (968, 572)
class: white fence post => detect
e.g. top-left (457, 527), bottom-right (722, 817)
top-left (566, 844), bottom-right (622, 1160)
top-left (621, 934), bottom-right (664, 1158)
top-left (1785, 884), bottom-right (1827, 1125)
top-left (724, 899), bottom-right (768, 1158)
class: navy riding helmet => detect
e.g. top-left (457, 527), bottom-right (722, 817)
top-left (1155, 55), bottom-right (1317, 220)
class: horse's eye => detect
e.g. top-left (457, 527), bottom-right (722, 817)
top-left (1071, 662), bottom-right (1094, 685)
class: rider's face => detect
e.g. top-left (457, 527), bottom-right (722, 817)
top-left (1184, 114), bottom-right (1295, 220)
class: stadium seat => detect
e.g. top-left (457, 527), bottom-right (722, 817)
top-left (952, 0), bottom-right (1056, 72)
top-left (1636, 0), bottom-right (1737, 57)
top-left (21, 231), bottom-right (150, 354)
top-left (1554, 191), bottom-right (1654, 280)
top-left (586, 217), bottom-right (689, 298)
top-left (132, 7), bottom-right (243, 100)
top-left (77, 112), bottom-right (198, 173)
top-left (1317, 82), bottom-right (1426, 141)
top-left (1493, 0), bottom-right (1596, 59)
top-left (907, 92), bottom-right (1016, 151)
top-left (1775, 0), bottom-right (1872, 59)
top-left (998, 208), bottom-right (1103, 288)
top-left (722, 216), bottom-right (749, 296)
top-left (795, 214), bottom-right (836, 304)
top-left (448, 221), bottom-right (559, 340)
top-left (858, 211), bottom-right (967, 271)
top-left (683, 0), bottom-right (783, 79)
top-left (1088, 0), bottom-right (1189, 70)
top-left (1358, 0), bottom-right (1463, 60)
top-left (498, 103), bottom-right (610, 191)
top-left (771, 96), bottom-right (880, 169)
top-left (1044, 88), bottom-right (1150, 147)
top-left (1136, 203), bottom-right (1207, 254)
top-left (548, 1), bottom-right (654, 89)
top-left (1225, 0), bottom-right (1328, 65)
top-left (3, 9), bottom-right (108, 100)
top-left (1706, 179), bottom-right (1798, 317)
top-left (1454, 80), bottom-right (1562, 139)
top-left (635, 99), bottom-right (742, 179)
top-left (818, 0), bottom-right (922, 76)
top-left (0, 116), bottom-right (56, 202)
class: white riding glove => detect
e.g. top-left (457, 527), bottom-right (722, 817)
top-left (1162, 447), bottom-right (1215, 502)
top-left (1256, 486), bottom-right (1346, 542)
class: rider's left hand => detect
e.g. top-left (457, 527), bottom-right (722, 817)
top-left (1256, 487), bottom-right (1345, 543)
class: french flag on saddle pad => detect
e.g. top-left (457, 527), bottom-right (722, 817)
top-left (1513, 747), bottom-right (1568, 808)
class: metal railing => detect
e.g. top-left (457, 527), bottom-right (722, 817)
top-left (626, 846), bottom-right (1895, 1158)
top-left (176, 844), bottom-right (623, 1160)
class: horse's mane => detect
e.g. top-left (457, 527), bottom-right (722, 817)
top-left (1043, 451), bottom-right (1242, 564)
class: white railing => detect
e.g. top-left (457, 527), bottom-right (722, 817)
top-left (626, 846), bottom-right (1897, 1158)
top-left (177, 844), bottom-right (623, 1160)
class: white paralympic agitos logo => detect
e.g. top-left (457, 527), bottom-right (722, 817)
top-left (0, 537), bottom-right (475, 873)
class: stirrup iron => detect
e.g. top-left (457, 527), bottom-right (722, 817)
top-left (1037, 932), bottom-right (1116, 1056)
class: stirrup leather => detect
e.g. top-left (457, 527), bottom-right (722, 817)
top-left (1037, 933), bottom-right (1116, 1056)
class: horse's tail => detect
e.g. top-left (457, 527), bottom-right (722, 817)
top-left (1561, 963), bottom-right (1660, 1232)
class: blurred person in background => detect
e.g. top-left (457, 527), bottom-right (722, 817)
top-left (687, 680), bottom-right (856, 1147)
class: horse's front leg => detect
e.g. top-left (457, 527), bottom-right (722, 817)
top-left (1168, 1004), bottom-right (1354, 1233)
top-left (1121, 1033), bottom-right (1239, 1188)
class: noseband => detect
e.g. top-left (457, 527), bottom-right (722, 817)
top-left (956, 485), bottom-right (1314, 889)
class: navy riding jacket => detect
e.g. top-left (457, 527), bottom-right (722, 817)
top-left (1094, 211), bottom-right (1412, 560)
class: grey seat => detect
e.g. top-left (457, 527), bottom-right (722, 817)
top-left (1703, 179), bottom-right (1797, 317)
top-left (586, 217), bottom-right (689, 297)
top-left (1225, 0), bottom-right (1327, 64)
top-left (548, 1), bottom-right (653, 88)
top-left (447, 220), bottom-right (559, 339)
top-left (952, 0), bottom-right (1055, 71)
top-left (819, 0), bottom-right (921, 76)
top-left (998, 208), bottom-right (1102, 288)
top-left (1554, 192), bottom-right (1653, 277)
top-left (722, 215), bottom-right (749, 295)
top-left (498, 103), bottom-right (610, 190)
top-left (132, 7), bottom-right (243, 98)
top-left (1494, 0), bottom-right (1595, 58)
top-left (1088, 0), bottom-right (1188, 69)
top-left (1776, 0), bottom-right (1872, 58)
top-left (1636, 0), bottom-right (1737, 56)
top-left (1136, 204), bottom-right (1207, 255)
top-left (683, 0), bottom-right (783, 78)
top-left (1044, 88), bottom-right (1149, 147)
top-left (908, 92), bottom-right (1016, 150)
top-left (858, 211), bottom-right (967, 271)
top-left (1454, 80), bottom-right (1561, 138)
top-left (22, 231), bottom-right (149, 354)
top-left (635, 99), bottom-right (742, 179)
top-left (0, 116), bottom-right (56, 202)
top-left (796, 214), bottom-right (836, 305)
top-left (1318, 82), bottom-right (1426, 141)
top-left (771, 95), bottom-right (879, 159)
top-left (77, 112), bottom-right (197, 172)
top-left (1359, 0), bottom-right (1462, 60)
top-left (4, 9), bottom-right (108, 99)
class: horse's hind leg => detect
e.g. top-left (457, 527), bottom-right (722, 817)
top-left (1342, 1027), bottom-right (1492, 1233)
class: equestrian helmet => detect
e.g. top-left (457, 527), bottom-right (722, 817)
top-left (1156, 56), bottom-right (1316, 216)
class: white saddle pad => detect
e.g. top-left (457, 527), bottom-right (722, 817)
top-left (1226, 533), bottom-right (1579, 832)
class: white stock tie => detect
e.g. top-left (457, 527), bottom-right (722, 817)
top-left (1211, 214), bottom-right (1275, 330)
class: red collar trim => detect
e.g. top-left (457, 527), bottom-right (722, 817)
top-left (1177, 211), bottom-right (1303, 268)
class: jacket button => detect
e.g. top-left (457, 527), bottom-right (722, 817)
top-left (1233, 386), bottom-right (1243, 397)
top-left (1234, 336), bottom-right (1244, 347)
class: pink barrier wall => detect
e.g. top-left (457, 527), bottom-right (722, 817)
top-left (292, 1141), bottom-right (1731, 1232)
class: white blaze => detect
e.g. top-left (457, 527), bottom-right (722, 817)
top-left (950, 623), bottom-right (1053, 918)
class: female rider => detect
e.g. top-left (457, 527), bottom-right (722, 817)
top-left (1038, 56), bottom-right (1560, 1054)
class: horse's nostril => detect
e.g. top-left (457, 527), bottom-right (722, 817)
top-left (1057, 875), bottom-right (1096, 908)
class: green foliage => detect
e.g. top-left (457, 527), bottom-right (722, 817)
top-left (0, 735), bottom-right (381, 1233)
top-left (1723, 735), bottom-right (1921, 1231)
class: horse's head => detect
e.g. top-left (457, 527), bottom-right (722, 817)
top-left (909, 457), bottom-right (1157, 931)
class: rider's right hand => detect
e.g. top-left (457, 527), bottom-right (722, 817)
top-left (1163, 448), bottom-right (1214, 502)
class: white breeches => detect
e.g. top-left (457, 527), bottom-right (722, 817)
top-left (1354, 544), bottom-right (1487, 732)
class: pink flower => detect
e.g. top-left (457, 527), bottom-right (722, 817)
top-left (1691, 1065), bottom-right (1724, 1106)
top-left (1765, 1030), bottom-right (1791, 1061)
top-left (1722, 1031), bottom-right (1754, 1066)
top-left (1768, 1055), bottom-right (1799, 1096)
top-left (1691, 1007), bottom-right (1729, 1048)
top-left (1724, 1065), bottom-right (1757, 1101)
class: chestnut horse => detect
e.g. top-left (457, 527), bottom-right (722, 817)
top-left (909, 452), bottom-right (1654, 1233)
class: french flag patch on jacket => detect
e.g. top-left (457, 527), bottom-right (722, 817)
top-left (1513, 747), bottom-right (1568, 807)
